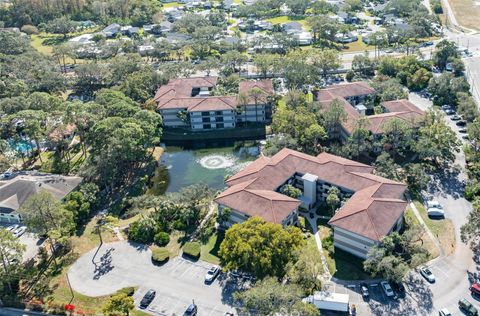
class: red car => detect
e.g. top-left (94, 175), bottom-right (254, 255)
top-left (471, 283), bottom-right (480, 296)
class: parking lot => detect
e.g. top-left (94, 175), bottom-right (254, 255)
top-left (68, 241), bottom-right (237, 316)
top-left (133, 257), bottom-right (238, 316)
top-left (0, 223), bottom-right (44, 262)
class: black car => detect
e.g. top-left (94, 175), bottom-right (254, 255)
top-left (139, 289), bottom-right (156, 309)
top-left (184, 303), bottom-right (197, 316)
top-left (456, 120), bottom-right (467, 127)
top-left (360, 282), bottom-right (369, 298)
top-left (391, 282), bottom-right (406, 298)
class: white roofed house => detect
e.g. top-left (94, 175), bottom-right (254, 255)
top-left (0, 173), bottom-right (82, 223)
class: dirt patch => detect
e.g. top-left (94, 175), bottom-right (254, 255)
top-left (449, 0), bottom-right (480, 31)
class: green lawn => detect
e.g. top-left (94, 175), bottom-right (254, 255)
top-left (343, 36), bottom-right (374, 53)
top-left (200, 231), bottom-right (224, 265)
top-left (414, 201), bottom-right (455, 255)
top-left (265, 15), bottom-right (309, 29)
top-left (162, 1), bottom-right (183, 8)
top-left (319, 224), bottom-right (371, 280)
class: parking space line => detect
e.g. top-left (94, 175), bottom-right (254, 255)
top-left (208, 305), bottom-right (219, 316)
top-left (170, 260), bottom-right (187, 275)
top-left (179, 262), bottom-right (196, 278)
top-left (432, 265), bottom-right (449, 278)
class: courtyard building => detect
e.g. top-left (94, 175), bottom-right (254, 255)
top-left (215, 148), bottom-right (407, 259)
top-left (314, 82), bottom-right (424, 140)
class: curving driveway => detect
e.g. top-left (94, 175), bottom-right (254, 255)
top-left (68, 241), bottom-right (235, 315)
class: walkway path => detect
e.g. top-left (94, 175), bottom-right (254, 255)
top-left (407, 199), bottom-right (444, 257)
top-left (305, 214), bottom-right (332, 281)
top-left (191, 202), bottom-right (216, 240)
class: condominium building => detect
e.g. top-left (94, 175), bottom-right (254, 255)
top-left (215, 148), bottom-right (407, 259)
top-left (154, 76), bottom-right (274, 130)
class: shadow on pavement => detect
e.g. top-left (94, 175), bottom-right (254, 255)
top-left (427, 166), bottom-right (464, 199)
top-left (93, 247), bottom-right (115, 280)
top-left (368, 275), bottom-right (433, 316)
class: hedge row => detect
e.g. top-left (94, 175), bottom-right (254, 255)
top-left (152, 247), bottom-right (170, 263)
top-left (182, 241), bottom-right (201, 259)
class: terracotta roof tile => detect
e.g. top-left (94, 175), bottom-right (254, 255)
top-left (218, 148), bottom-right (407, 240)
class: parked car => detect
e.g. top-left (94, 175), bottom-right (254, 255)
top-left (450, 115), bottom-right (462, 121)
top-left (0, 172), bottom-right (13, 180)
top-left (419, 266), bottom-right (436, 283)
top-left (427, 201), bottom-right (442, 209)
top-left (458, 298), bottom-right (478, 315)
top-left (439, 308), bottom-right (452, 316)
top-left (441, 104), bottom-right (452, 111)
top-left (13, 226), bottom-right (27, 238)
top-left (445, 109), bottom-right (456, 115)
top-left (459, 128), bottom-right (468, 134)
top-left (184, 303), bottom-right (197, 316)
top-left (205, 266), bottom-right (220, 283)
top-left (6, 224), bottom-right (19, 232)
top-left (360, 282), bottom-right (369, 298)
top-left (471, 283), bottom-right (480, 295)
top-left (380, 281), bottom-right (395, 297)
top-left (463, 135), bottom-right (470, 140)
top-left (427, 207), bottom-right (445, 218)
top-left (139, 289), bottom-right (156, 309)
top-left (224, 313), bottom-right (234, 316)
top-left (457, 120), bottom-right (467, 127)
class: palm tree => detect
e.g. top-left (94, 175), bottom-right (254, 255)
top-left (247, 87), bottom-right (266, 123)
top-left (237, 91), bottom-right (249, 126)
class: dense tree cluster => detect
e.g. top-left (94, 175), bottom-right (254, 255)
top-left (219, 217), bottom-right (304, 279)
top-left (127, 184), bottom-right (216, 244)
top-left (364, 227), bottom-right (429, 283)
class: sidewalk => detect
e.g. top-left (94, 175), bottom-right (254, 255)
top-left (305, 214), bottom-right (332, 281)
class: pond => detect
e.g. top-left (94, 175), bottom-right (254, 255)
top-left (149, 142), bottom-right (259, 194)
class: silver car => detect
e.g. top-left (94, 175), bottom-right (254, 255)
top-left (420, 266), bottom-right (436, 283)
top-left (205, 266), bottom-right (220, 283)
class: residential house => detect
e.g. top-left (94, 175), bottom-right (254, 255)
top-left (215, 148), bottom-right (407, 259)
top-left (154, 77), bottom-right (274, 130)
top-left (0, 173), bottom-right (82, 223)
top-left (101, 23), bottom-right (121, 38)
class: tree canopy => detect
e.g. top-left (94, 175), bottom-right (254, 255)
top-left (219, 217), bottom-right (305, 278)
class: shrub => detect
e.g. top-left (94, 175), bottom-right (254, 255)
top-left (127, 219), bottom-right (156, 244)
top-left (297, 216), bottom-right (306, 231)
top-left (152, 247), bottom-right (170, 263)
top-left (21, 25), bottom-right (39, 35)
top-left (116, 287), bottom-right (135, 296)
top-left (182, 241), bottom-right (201, 259)
top-left (154, 232), bottom-right (170, 247)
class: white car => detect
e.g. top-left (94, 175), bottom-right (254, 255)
top-left (439, 308), bottom-right (452, 316)
top-left (427, 207), bottom-right (445, 218)
top-left (6, 224), bottom-right (19, 232)
top-left (419, 266), bottom-right (436, 283)
top-left (427, 200), bottom-right (442, 209)
top-left (204, 266), bottom-right (220, 283)
top-left (380, 281), bottom-right (395, 297)
top-left (13, 226), bottom-right (27, 238)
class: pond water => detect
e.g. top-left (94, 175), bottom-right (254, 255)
top-left (151, 143), bottom-right (259, 194)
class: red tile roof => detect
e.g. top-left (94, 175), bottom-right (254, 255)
top-left (159, 96), bottom-right (237, 112)
top-left (239, 80), bottom-right (274, 94)
top-left (317, 82), bottom-right (376, 100)
top-left (154, 76), bottom-right (218, 106)
top-left (316, 82), bottom-right (424, 135)
top-left (216, 148), bottom-right (407, 240)
top-left (155, 77), bottom-right (273, 112)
